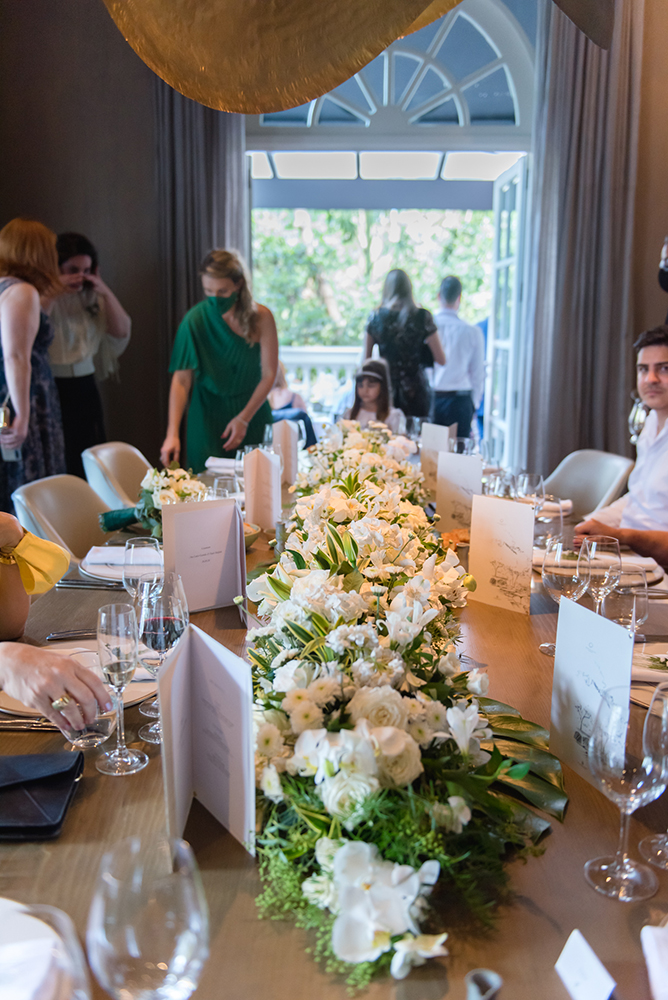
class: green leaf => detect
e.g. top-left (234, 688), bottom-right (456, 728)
top-left (286, 549), bottom-right (307, 570)
top-left (325, 523), bottom-right (346, 555)
top-left (267, 575), bottom-right (292, 601)
top-left (486, 789), bottom-right (552, 841)
top-left (505, 762), bottom-right (531, 779)
top-left (494, 770), bottom-right (568, 821)
top-left (313, 550), bottom-right (333, 571)
top-left (489, 715), bottom-right (550, 750)
top-left (482, 738), bottom-right (564, 791)
top-left (301, 635), bottom-right (328, 658)
top-left (283, 620), bottom-right (317, 645)
top-left (309, 612), bottom-right (331, 636)
top-left (342, 532), bottom-right (359, 565)
top-left (478, 697), bottom-right (521, 717)
top-left (342, 568), bottom-right (365, 593)
top-left (247, 560), bottom-right (278, 582)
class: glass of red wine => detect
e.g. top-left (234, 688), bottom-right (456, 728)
top-left (139, 572), bottom-right (188, 720)
top-left (138, 586), bottom-right (187, 745)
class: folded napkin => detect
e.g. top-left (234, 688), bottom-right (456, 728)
top-left (541, 498), bottom-right (573, 515)
top-left (205, 456), bottom-right (237, 473)
top-left (641, 923), bottom-right (668, 1000)
top-left (85, 546), bottom-right (162, 566)
top-left (633, 644), bottom-right (668, 684)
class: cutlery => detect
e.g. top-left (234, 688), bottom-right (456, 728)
top-left (47, 630), bottom-right (97, 641)
top-left (0, 718), bottom-right (61, 731)
top-left (56, 580), bottom-right (125, 591)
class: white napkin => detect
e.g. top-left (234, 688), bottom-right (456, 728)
top-left (641, 924), bottom-right (668, 1000)
top-left (244, 448), bottom-right (281, 532)
top-left (205, 456), bottom-right (237, 473)
top-left (273, 419), bottom-right (299, 486)
top-left (542, 498), bottom-right (573, 514)
top-left (85, 546), bottom-right (162, 566)
top-left (633, 643), bottom-right (668, 684)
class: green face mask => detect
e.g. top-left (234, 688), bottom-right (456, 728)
top-left (208, 291), bottom-right (238, 313)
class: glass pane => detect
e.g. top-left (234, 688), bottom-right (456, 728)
top-left (505, 264), bottom-right (515, 336)
top-left (495, 268), bottom-right (508, 340)
top-left (492, 347), bottom-right (509, 422)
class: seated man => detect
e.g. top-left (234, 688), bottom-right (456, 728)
top-left (577, 325), bottom-right (668, 533)
top-left (574, 519), bottom-right (668, 568)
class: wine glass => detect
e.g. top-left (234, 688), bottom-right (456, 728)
top-left (262, 423), bottom-right (275, 449)
top-left (539, 538), bottom-right (590, 655)
top-left (138, 589), bottom-right (188, 744)
top-left (20, 903), bottom-right (91, 1000)
top-left (639, 682), bottom-right (668, 870)
top-left (628, 395), bottom-right (648, 445)
top-left (122, 538), bottom-right (163, 616)
top-left (484, 471), bottom-right (516, 498)
top-left (86, 837), bottom-right (209, 1000)
top-left (534, 493), bottom-right (563, 549)
top-left (448, 436), bottom-right (475, 455)
top-left (581, 535), bottom-right (622, 615)
top-left (601, 565), bottom-right (649, 642)
top-left (212, 474), bottom-right (236, 498)
top-left (139, 572), bottom-right (188, 721)
top-left (59, 664), bottom-right (117, 750)
top-left (96, 603), bottom-right (148, 776)
top-left (584, 685), bottom-right (668, 901)
top-left (516, 473), bottom-right (545, 513)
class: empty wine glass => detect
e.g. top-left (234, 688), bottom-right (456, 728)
top-left (516, 473), bottom-right (545, 513)
top-left (138, 589), bottom-right (188, 745)
top-left (581, 535), bottom-right (622, 615)
top-left (96, 603), bottom-right (148, 776)
top-left (262, 423), bottom-right (275, 449)
top-left (448, 436), bottom-right (476, 455)
top-left (19, 903), bottom-right (91, 1000)
top-left (539, 538), bottom-right (590, 655)
top-left (639, 682), bottom-right (668, 870)
top-left (601, 565), bottom-right (649, 642)
top-left (534, 493), bottom-right (563, 549)
top-left (212, 474), bottom-right (236, 498)
top-left (628, 395), bottom-right (648, 445)
top-left (484, 471), bottom-right (516, 498)
top-left (584, 685), bottom-right (668, 901)
top-left (122, 538), bottom-right (163, 615)
top-left (87, 837), bottom-right (209, 1000)
top-left (139, 572), bottom-right (188, 721)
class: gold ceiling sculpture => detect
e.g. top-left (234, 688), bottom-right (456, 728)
top-left (102, 0), bottom-right (614, 115)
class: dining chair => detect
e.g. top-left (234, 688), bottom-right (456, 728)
top-left (12, 474), bottom-right (111, 562)
top-left (82, 441), bottom-right (151, 509)
top-left (543, 449), bottom-right (634, 520)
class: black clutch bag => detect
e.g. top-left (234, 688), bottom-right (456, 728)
top-left (0, 751), bottom-right (84, 840)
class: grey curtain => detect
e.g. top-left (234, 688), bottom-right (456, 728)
top-left (154, 78), bottom-right (248, 391)
top-left (520, 0), bottom-right (644, 476)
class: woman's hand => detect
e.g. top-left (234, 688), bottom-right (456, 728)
top-left (221, 416), bottom-right (248, 451)
top-left (0, 643), bottom-right (113, 729)
top-left (160, 433), bottom-right (181, 467)
top-left (0, 415), bottom-right (29, 450)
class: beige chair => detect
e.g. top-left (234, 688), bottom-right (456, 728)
top-left (543, 449), bottom-right (635, 520)
top-left (12, 474), bottom-right (111, 563)
top-left (82, 441), bottom-right (151, 509)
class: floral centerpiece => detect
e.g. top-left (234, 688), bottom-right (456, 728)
top-left (99, 466), bottom-right (208, 539)
top-left (248, 422), bottom-right (566, 990)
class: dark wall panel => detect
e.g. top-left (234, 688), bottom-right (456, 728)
top-left (0, 0), bottom-right (165, 466)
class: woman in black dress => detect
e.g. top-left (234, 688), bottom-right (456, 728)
top-left (0, 218), bottom-right (66, 513)
top-left (364, 269), bottom-right (445, 417)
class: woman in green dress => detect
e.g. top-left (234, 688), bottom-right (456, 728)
top-left (160, 250), bottom-right (278, 472)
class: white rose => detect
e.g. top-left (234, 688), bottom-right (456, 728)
top-left (347, 686), bottom-right (409, 730)
top-left (315, 836), bottom-right (344, 873)
top-left (466, 669), bottom-right (489, 696)
top-left (319, 769), bottom-right (379, 828)
top-left (153, 487), bottom-right (179, 508)
top-left (301, 873), bottom-right (338, 911)
top-left (372, 727), bottom-right (424, 787)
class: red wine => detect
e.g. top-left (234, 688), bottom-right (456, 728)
top-left (141, 616), bottom-right (185, 654)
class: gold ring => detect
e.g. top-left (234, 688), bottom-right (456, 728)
top-left (51, 694), bottom-right (73, 711)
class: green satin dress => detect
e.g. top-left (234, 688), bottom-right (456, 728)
top-left (169, 296), bottom-right (271, 473)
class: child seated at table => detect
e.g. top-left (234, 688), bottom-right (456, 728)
top-left (344, 359), bottom-right (406, 434)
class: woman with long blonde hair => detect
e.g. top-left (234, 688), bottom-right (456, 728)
top-left (0, 218), bottom-right (65, 512)
top-left (160, 249), bottom-right (278, 470)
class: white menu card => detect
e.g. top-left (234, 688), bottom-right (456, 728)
top-left (162, 497), bottom-right (246, 613)
top-left (555, 930), bottom-right (616, 1000)
top-left (468, 494), bottom-right (534, 614)
top-left (420, 422), bottom-right (453, 494)
top-left (159, 623), bottom-right (255, 854)
top-left (550, 598), bottom-right (633, 785)
top-left (273, 418), bottom-right (299, 486)
top-left (244, 448), bottom-right (281, 532)
top-left (436, 451), bottom-right (483, 530)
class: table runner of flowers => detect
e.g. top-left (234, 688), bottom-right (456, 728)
top-left (248, 421), bottom-right (566, 989)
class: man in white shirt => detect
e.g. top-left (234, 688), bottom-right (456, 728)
top-left (577, 326), bottom-right (668, 534)
top-left (432, 276), bottom-right (485, 438)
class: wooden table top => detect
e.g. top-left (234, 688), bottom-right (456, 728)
top-left (3, 539), bottom-right (668, 1000)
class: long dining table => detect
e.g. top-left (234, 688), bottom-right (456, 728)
top-left (3, 535), bottom-right (668, 1000)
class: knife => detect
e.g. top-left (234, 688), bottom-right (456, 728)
top-left (57, 580), bottom-right (125, 590)
top-left (47, 630), bottom-right (97, 641)
top-left (0, 718), bottom-right (61, 731)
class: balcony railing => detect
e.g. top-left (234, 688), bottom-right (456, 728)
top-left (280, 345), bottom-right (363, 412)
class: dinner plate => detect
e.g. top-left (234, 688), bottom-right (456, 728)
top-left (0, 645), bottom-right (157, 717)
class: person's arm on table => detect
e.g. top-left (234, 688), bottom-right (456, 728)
top-left (221, 306), bottom-right (279, 451)
top-left (0, 513), bottom-right (30, 640)
top-left (0, 643), bottom-right (112, 728)
top-left (0, 281), bottom-right (40, 451)
top-left (575, 518), bottom-right (668, 566)
top-left (160, 369), bottom-right (193, 466)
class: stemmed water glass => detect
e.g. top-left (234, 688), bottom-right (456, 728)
top-left (584, 685), bottom-right (668, 901)
top-left (86, 837), bottom-right (209, 1000)
top-left (639, 682), bottom-right (668, 870)
top-left (138, 583), bottom-right (188, 745)
top-left (581, 535), bottom-right (622, 615)
top-left (516, 473), bottom-right (545, 513)
top-left (96, 604), bottom-right (148, 776)
top-left (539, 538), bottom-right (590, 655)
top-left (122, 538), bottom-right (163, 616)
top-left (601, 565), bottom-right (649, 642)
top-left (628, 395), bottom-right (648, 445)
top-left (448, 436), bottom-right (476, 455)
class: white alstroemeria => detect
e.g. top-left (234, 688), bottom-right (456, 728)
top-left (445, 702), bottom-right (492, 758)
top-left (351, 654), bottom-right (404, 690)
top-left (347, 686), bottom-right (409, 730)
top-left (259, 763), bottom-right (284, 803)
top-left (390, 933), bottom-right (449, 980)
top-left (301, 873), bottom-right (338, 911)
top-left (327, 623), bottom-right (379, 656)
top-left (255, 723), bottom-right (284, 758)
top-left (433, 796), bottom-right (472, 834)
top-left (289, 701), bottom-right (324, 734)
top-left (286, 728), bottom-right (331, 779)
top-left (385, 596), bottom-right (439, 648)
top-left (315, 836), bottom-right (344, 873)
top-left (272, 659), bottom-right (313, 693)
top-left (395, 573), bottom-right (432, 608)
top-left (466, 668), bottom-right (489, 696)
top-left (140, 468), bottom-right (159, 490)
top-left (372, 726), bottom-right (424, 787)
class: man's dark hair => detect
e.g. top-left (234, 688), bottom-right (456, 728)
top-left (439, 275), bottom-right (462, 305)
top-left (634, 325), bottom-right (668, 353)
top-left (56, 232), bottom-right (98, 271)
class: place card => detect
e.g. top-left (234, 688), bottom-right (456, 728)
top-left (555, 929), bottom-right (616, 1000)
top-left (550, 598), bottom-right (633, 785)
top-left (159, 623), bottom-right (255, 854)
top-left (436, 451), bottom-right (483, 530)
top-left (244, 448), bottom-right (281, 532)
top-left (420, 422), bottom-right (453, 494)
top-left (162, 497), bottom-right (246, 613)
top-left (272, 418), bottom-right (299, 486)
top-left (468, 495), bottom-right (534, 614)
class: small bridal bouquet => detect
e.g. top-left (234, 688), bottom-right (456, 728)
top-left (99, 466), bottom-right (208, 539)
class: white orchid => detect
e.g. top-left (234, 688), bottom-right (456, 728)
top-left (390, 933), bottom-right (449, 979)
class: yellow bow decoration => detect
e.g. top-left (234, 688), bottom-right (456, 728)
top-left (102, 0), bottom-right (614, 116)
top-left (0, 532), bottom-right (70, 595)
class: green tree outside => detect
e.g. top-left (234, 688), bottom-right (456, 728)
top-left (251, 208), bottom-right (494, 347)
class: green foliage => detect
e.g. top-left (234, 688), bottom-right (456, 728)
top-left (252, 208), bottom-right (494, 346)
